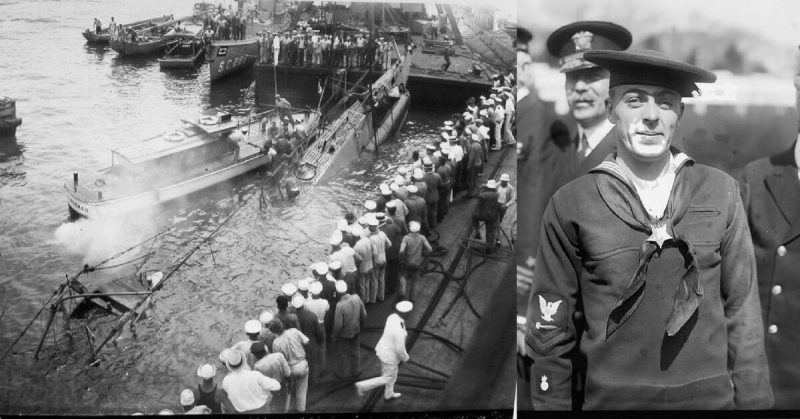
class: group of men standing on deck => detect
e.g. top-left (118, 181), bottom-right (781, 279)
top-left (518, 18), bottom-right (800, 411)
top-left (256, 27), bottom-right (396, 70)
top-left (200, 7), bottom-right (248, 41)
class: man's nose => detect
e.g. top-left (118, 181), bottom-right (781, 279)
top-left (573, 79), bottom-right (589, 93)
top-left (642, 98), bottom-right (659, 124)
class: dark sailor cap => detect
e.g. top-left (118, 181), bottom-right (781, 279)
top-left (546, 21), bottom-right (632, 73)
top-left (583, 49), bottom-right (717, 97)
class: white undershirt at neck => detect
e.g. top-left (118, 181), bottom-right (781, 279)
top-left (616, 153), bottom-right (677, 220)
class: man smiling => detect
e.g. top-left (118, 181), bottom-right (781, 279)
top-left (525, 49), bottom-right (773, 410)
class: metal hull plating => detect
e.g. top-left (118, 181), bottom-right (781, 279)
top-left (208, 39), bottom-right (259, 82)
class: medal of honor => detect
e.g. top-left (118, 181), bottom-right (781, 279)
top-left (647, 221), bottom-right (672, 249)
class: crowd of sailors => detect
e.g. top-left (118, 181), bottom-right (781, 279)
top-left (135, 76), bottom-right (516, 414)
top-left (256, 27), bottom-right (400, 70)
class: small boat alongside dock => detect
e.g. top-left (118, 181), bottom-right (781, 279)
top-left (110, 16), bottom-right (200, 57)
top-left (0, 97), bottom-right (22, 137)
top-left (159, 39), bottom-right (206, 69)
top-left (83, 16), bottom-right (173, 45)
top-left (65, 108), bottom-right (320, 218)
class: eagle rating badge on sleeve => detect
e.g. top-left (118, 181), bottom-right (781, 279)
top-left (526, 292), bottom-right (569, 355)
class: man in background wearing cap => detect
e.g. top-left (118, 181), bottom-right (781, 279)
top-left (355, 301), bottom-right (413, 400)
top-left (523, 22), bottom-right (633, 269)
top-left (471, 180), bottom-right (501, 254)
top-left (193, 363), bottom-right (228, 413)
top-left (270, 319), bottom-right (310, 412)
top-left (436, 153), bottom-right (453, 221)
top-left (422, 158), bottom-right (442, 229)
top-left (398, 221), bottom-right (432, 301)
top-left (220, 349), bottom-right (281, 413)
top-left (404, 184), bottom-right (429, 237)
top-left (233, 319), bottom-right (265, 369)
top-left (292, 294), bottom-right (323, 386)
top-left (305, 281), bottom-right (330, 383)
top-left (378, 211), bottom-right (403, 296)
top-left (465, 134), bottom-right (485, 198)
top-left (368, 216), bottom-right (392, 303)
top-left (179, 389), bottom-right (211, 414)
top-left (386, 200), bottom-right (408, 235)
top-left (353, 226), bottom-right (375, 303)
top-left (526, 49), bottom-right (772, 409)
top-left (251, 341), bottom-right (291, 413)
top-left (332, 280), bottom-right (367, 379)
top-left (739, 55), bottom-right (800, 409)
top-left (497, 173), bottom-right (516, 225)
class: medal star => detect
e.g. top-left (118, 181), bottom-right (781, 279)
top-left (647, 223), bottom-right (672, 249)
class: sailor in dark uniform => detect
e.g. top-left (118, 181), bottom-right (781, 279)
top-left (740, 56), bottom-right (800, 409)
top-left (526, 48), bottom-right (773, 410)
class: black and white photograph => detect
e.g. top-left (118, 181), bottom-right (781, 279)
top-left (0, 0), bottom-right (516, 414)
top-left (518, 0), bottom-right (800, 412)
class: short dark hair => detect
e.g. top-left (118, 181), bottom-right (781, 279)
top-left (268, 318), bottom-right (284, 334)
top-left (276, 295), bottom-right (289, 310)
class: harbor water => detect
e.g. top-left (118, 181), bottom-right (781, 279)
top-left (0, 0), bottom-right (461, 413)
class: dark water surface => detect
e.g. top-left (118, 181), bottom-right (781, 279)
top-left (0, 0), bottom-right (455, 413)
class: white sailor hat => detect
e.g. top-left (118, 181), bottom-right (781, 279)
top-left (485, 99), bottom-right (495, 106)
top-left (259, 310), bottom-right (274, 324)
top-left (409, 221), bottom-right (420, 232)
top-left (444, 125), bottom-right (454, 131)
top-left (440, 148), bottom-right (450, 155)
top-left (386, 200), bottom-right (397, 208)
top-left (389, 182), bottom-right (399, 191)
top-left (422, 157), bottom-right (433, 166)
top-left (335, 280), bottom-right (347, 293)
top-left (219, 348), bottom-right (232, 363)
top-left (367, 217), bottom-right (379, 227)
top-left (375, 212), bottom-right (387, 222)
top-left (245, 319), bottom-right (262, 334)
top-left (407, 185), bottom-right (419, 194)
top-left (478, 109), bottom-right (488, 117)
top-left (412, 169), bottom-right (424, 180)
top-left (330, 230), bottom-right (343, 246)
top-left (291, 293), bottom-right (305, 309)
top-left (398, 166), bottom-right (409, 175)
top-left (464, 113), bottom-right (473, 121)
top-left (297, 278), bottom-right (310, 291)
top-left (180, 389), bottom-right (195, 407)
top-left (314, 263), bottom-right (329, 275)
top-left (328, 260), bottom-right (342, 270)
top-left (197, 363), bottom-right (216, 380)
top-left (337, 219), bottom-right (349, 231)
top-left (395, 300), bottom-right (413, 313)
top-left (380, 184), bottom-right (392, 196)
top-left (486, 179), bottom-right (498, 189)
top-left (426, 144), bottom-right (437, 152)
top-left (224, 349), bottom-right (244, 370)
top-left (357, 216), bottom-right (367, 226)
top-left (309, 281), bottom-right (323, 295)
top-left (394, 175), bottom-right (406, 186)
top-left (462, 111), bottom-right (472, 118)
top-left (351, 224), bottom-right (364, 238)
top-left (364, 200), bottom-right (377, 211)
top-left (282, 283), bottom-right (298, 296)
top-left (443, 120), bottom-right (454, 127)
top-left (500, 173), bottom-right (510, 182)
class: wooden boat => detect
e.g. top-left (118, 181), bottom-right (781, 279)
top-left (0, 97), bottom-right (22, 137)
top-left (64, 108), bottom-right (321, 218)
top-left (83, 16), bottom-right (172, 45)
top-left (297, 53), bottom-right (410, 184)
top-left (82, 29), bottom-right (111, 44)
top-left (207, 38), bottom-right (259, 82)
top-left (159, 39), bottom-right (206, 69)
top-left (110, 16), bottom-right (199, 57)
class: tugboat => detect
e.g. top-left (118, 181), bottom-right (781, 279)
top-left (65, 108), bottom-right (320, 218)
top-left (0, 97), bottom-right (22, 137)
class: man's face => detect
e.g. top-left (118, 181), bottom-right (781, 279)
top-left (607, 84), bottom-right (684, 161)
top-left (565, 67), bottom-right (611, 128)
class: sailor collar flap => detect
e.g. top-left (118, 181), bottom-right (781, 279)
top-left (589, 151), bottom-right (703, 339)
